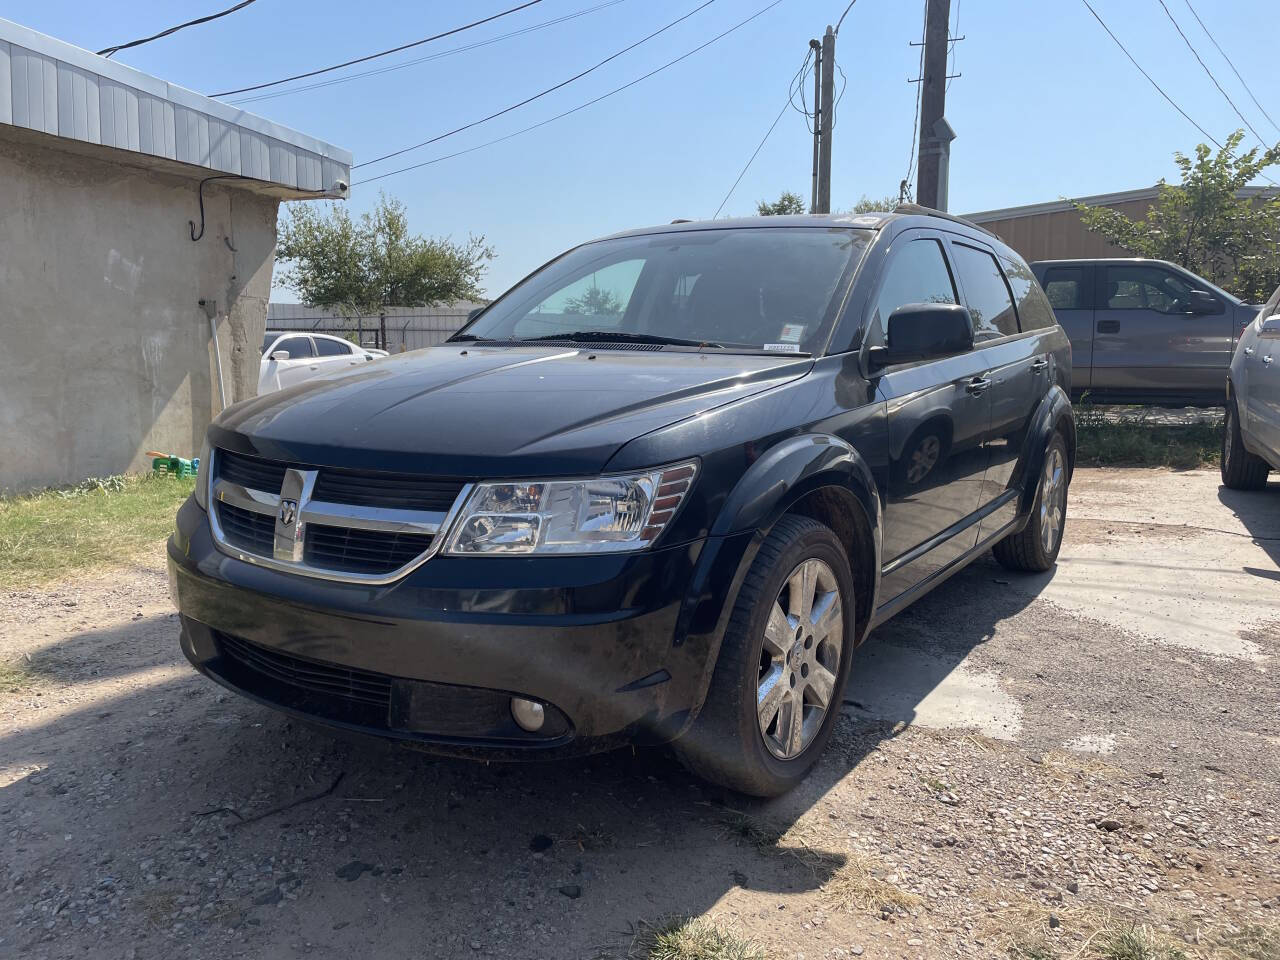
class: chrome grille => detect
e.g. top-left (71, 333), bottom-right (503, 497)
top-left (304, 524), bottom-right (433, 575)
top-left (207, 448), bottom-right (471, 583)
top-left (216, 501), bottom-right (275, 555)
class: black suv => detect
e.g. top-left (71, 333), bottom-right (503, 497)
top-left (169, 209), bottom-right (1073, 797)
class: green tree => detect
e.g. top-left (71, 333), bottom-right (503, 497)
top-left (276, 193), bottom-right (495, 316)
top-left (848, 194), bottom-right (899, 214)
top-left (757, 190), bottom-right (806, 216)
top-left (563, 286), bottom-right (622, 316)
top-left (1074, 131), bottom-right (1280, 302)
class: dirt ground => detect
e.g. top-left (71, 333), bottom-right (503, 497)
top-left (2, 467), bottom-right (1277, 960)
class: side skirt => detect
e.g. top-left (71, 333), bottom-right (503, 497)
top-left (868, 512), bottom-right (1022, 630)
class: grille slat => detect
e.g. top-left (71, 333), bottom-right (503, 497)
top-left (313, 470), bottom-right (465, 512)
top-left (217, 633), bottom-right (392, 708)
top-left (304, 524), bottom-right (432, 575)
top-left (216, 450), bottom-right (288, 492)
top-left (217, 502), bottom-right (276, 555)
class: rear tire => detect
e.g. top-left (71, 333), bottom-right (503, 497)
top-left (673, 515), bottom-right (856, 798)
top-left (994, 433), bottom-right (1069, 573)
top-left (1221, 399), bottom-right (1269, 491)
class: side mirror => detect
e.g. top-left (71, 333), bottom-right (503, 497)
top-left (1188, 290), bottom-right (1220, 314)
top-left (868, 303), bottom-right (975, 369)
top-left (1261, 314), bottom-right (1280, 335)
top-left (270, 350), bottom-right (291, 361)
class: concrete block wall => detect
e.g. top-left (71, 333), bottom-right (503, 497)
top-left (0, 135), bottom-right (280, 492)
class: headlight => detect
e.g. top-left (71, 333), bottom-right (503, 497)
top-left (444, 461), bottom-right (697, 555)
top-left (194, 437), bottom-right (213, 509)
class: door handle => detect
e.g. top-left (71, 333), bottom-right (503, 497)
top-left (966, 376), bottom-right (991, 396)
top-left (1264, 355), bottom-right (1275, 365)
top-left (1097, 319), bottom-right (1121, 334)
top-left (1243, 346), bottom-right (1254, 356)
top-left (1030, 357), bottom-right (1049, 372)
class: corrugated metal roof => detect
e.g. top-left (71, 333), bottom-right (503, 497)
top-left (965, 185), bottom-right (1274, 223)
top-left (0, 17), bottom-right (351, 198)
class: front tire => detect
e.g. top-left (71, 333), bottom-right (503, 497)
top-left (673, 515), bottom-right (856, 797)
top-left (1221, 398), bottom-right (1269, 490)
top-left (994, 433), bottom-right (1069, 573)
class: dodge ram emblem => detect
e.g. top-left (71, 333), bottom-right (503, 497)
top-left (279, 499), bottom-right (298, 526)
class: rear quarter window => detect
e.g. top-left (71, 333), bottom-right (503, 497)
top-left (1000, 254), bottom-right (1059, 331)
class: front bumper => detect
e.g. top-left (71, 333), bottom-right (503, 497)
top-left (169, 497), bottom-right (751, 759)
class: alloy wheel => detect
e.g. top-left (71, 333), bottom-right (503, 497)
top-left (1039, 446), bottom-right (1067, 555)
top-left (757, 558), bottom-right (844, 760)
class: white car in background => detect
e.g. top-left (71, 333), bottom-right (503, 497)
top-left (259, 332), bottom-right (383, 394)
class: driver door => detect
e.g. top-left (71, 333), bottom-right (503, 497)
top-left (871, 232), bottom-right (993, 602)
top-left (1091, 263), bottom-right (1233, 396)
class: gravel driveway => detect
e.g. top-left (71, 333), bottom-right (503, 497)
top-left (2, 467), bottom-right (1277, 959)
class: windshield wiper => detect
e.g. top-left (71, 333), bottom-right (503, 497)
top-left (518, 331), bottom-right (723, 348)
top-left (447, 333), bottom-right (496, 343)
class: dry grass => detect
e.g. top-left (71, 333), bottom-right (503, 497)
top-left (0, 658), bottom-right (37, 694)
top-left (629, 917), bottom-right (767, 960)
top-left (982, 895), bottom-right (1277, 960)
top-left (0, 473), bottom-right (194, 589)
top-left (821, 853), bottom-right (922, 914)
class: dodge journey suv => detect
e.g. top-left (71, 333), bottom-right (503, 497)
top-left (169, 208), bottom-right (1074, 797)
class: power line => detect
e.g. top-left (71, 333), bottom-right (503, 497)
top-left (98, 0), bottom-right (257, 58)
top-left (901, 0), bottom-right (927, 198)
top-left (210, 1), bottom-right (544, 98)
top-left (834, 0), bottom-right (858, 34)
top-left (229, 1), bottom-right (624, 106)
top-left (1182, 0), bottom-right (1280, 138)
top-left (1079, 0), bottom-right (1277, 188)
top-left (353, 1), bottom-right (785, 187)
top-left (1156, 0), bottom-right (1266, 146)
top-left (353, 0), bottom-right (718, 170)
top-left (713, 98), bottom-right (790, 218)
top-left (718, 48), bottom-right (813, 219)
top-left (1079, 0), bottom-right (1222, 149)
top-left (946, 0), bottom-right (960, 92)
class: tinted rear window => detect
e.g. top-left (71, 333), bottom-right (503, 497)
top-left (952, 243), bottom-right (1019, 338)
top-left (1000, 254), bottom-right (1058, 331)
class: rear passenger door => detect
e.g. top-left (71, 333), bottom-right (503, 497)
top-left (947, 238), bottom-right (1048, 538)
top-left (1038, 264), bottom-right (1093, 391)
top-left (1093, 263), bottom-right (1233, 396)
top-left (314, 335), bottom-right (363, 371)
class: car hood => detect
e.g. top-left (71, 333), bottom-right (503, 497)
top-left (212, 344), bottom-right (812, 477)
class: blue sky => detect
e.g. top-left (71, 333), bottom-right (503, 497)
top-left (9, 0), bottom-right (1279, 298)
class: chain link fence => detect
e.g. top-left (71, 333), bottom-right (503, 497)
top-left (266, 302), bottom-right (487, 353)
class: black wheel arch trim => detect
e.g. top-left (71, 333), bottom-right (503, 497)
top-left (1013, 385), bottom-right (1075, 518)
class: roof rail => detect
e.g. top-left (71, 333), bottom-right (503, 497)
top-left (893, 203), bottom-right (998, 239)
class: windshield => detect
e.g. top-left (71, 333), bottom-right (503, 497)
top-left (460, 227), bottom-right (869, 354)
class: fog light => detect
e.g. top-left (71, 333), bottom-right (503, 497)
top-left (511, 697), bottom-right (545, 732)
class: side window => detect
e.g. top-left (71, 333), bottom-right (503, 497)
top-left (314, 337), bottom-right (351, 357)
top-left (513, 259), bottom-right (645, 338)
top-left (1041, 267), bottom-right (1086, 310)
top-left (275, 336), bottom-right (314, 359)
top-left (1102, 265), bottom-right (1194, 315)
top-left (1000, 253), bottom-right (1057, 331)
top-left (952, 243), bottom-right (1019, 339)
top-left (872, 237), bottom-right (957, 334)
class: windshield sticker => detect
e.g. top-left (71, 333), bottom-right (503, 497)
top-left (779, 323), bottom-right (806, 343)
top-left (764, 343), bottom-right (802, 353)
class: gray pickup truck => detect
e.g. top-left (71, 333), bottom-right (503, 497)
top-left (1030, 258), bottom-right (1260, 406)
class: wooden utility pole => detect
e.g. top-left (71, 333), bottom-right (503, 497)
top-left (815, 26), bottom-right (836, 214)
top-left (809, 38), bottom-right (822, 213)
top-left (915, 0), bottom-right (951, 210)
